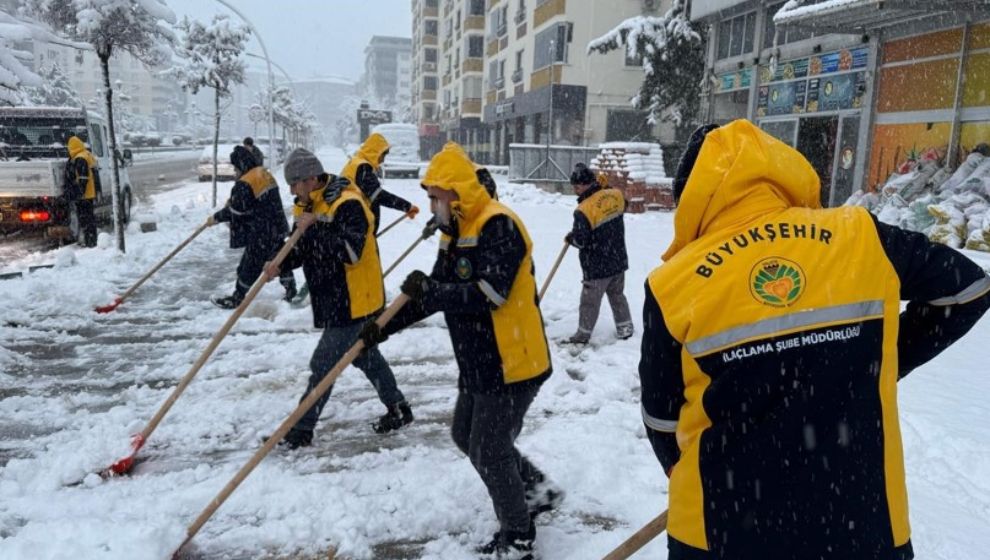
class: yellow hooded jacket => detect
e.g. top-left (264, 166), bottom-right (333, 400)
top-left (340, 132), bottom-right (390, 201)
top-left (67, 136), bottom-right (98, 200)
top-left (291, 178), bottom-right (384, 322)
top-left (423, 146), bottom-right (550, 388)
top-left (644, 119), bottom-right (915, 558)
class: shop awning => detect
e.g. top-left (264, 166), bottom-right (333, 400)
top-left (774, 0), bottom-right (990, 33)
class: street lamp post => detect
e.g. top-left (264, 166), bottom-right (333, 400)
top-left (212, 0), bottom-right (278, 166)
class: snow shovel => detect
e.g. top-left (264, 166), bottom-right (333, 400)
top-left (172, 294), bottom-right (411, 557)
top-left (99, 227), bottom-right (306, 479)
top-left (538, 241), bottom-right (570, 302)
top-left (94, 222), bottom-right (210, 313)
top-left (290, 213), bottom-right (414, 307)
top-left (383, 219), bottom-right (439, 279)
top-left (601, 509), bottom-right (668, 560)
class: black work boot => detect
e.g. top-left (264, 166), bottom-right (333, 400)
top-left (372, 401), bottom-right (414, 434)
top-left (210, 293), bottom-right (243, 309)
top-left (264, 428), bottom-right (313, 450)
top-left (281, 277), bottom-right (298, 302)
top-left (476, 520), bottom-right (536, 559)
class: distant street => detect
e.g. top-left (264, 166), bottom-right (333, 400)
top-left (0, 149), bottom-right (200, 270)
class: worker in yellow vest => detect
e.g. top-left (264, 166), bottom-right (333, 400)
top-left (359, 144), bottom-right (561, 558)
top-left (563, 163), bottom-right (633, 345)
top-left (208, 146), bottom-right (295, 308)
top-left (639, 120), bottom-right (990, 560)
top-left (66, 136), bottom-right (101, 247)
top-left (264, 148), bottom-right (413, 449)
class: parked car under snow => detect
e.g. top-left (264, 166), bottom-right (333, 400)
top-left (197, 144), bottom-right (238, 181)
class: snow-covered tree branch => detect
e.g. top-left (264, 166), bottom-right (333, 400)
top-left (587, 0), bottom-right (706, 143)
top-left (171, 14), bottom-right (250, 207)
top-left (26, 0), bottom-right (177, 253)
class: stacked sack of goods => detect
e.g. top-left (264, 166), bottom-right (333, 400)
top-left (845, 144), bottom-right (990, 252)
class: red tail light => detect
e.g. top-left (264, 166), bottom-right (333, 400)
top-left (20, 210), bottom-right (51, 223)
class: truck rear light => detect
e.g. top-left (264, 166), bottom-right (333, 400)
top-left (20, 210), bottom-right (51, 223)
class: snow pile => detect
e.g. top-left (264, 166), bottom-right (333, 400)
top-left (845, 148), bottom-right (990, 252)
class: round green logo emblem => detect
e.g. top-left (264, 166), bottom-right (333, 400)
top-left (750, 257), bottom-right (806, 307)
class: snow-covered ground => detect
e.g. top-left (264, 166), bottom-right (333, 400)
top-left (1, 147), bottom-right (989, 559)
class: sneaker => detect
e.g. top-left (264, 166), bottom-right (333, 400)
top-left (616, 324), bottom-right (635, 340)
top-left (475, 521), bottom-right (536, 559)
top-left (372, 401), bottom-right (414, 434)
top-left (265, 428), bottom-right (312, 450)
top-left (525, 479), bottom-right (564, 520)
top-left (210, 294), bottom-right (243, 309)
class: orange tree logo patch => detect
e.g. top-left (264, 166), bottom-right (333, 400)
top-left (750, 257), bottom-right (805, 307)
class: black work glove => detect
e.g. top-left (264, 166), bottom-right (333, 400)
top-left (401, 270), bottom-right (432, 301)
top-left (564, 232), bottom-right (574, 246)
top-left (359, 317), bottom-right (388, 348)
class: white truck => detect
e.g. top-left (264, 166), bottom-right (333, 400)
top-left (0, 106), bottom-right (133, 240)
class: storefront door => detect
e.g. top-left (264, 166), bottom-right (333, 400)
top-left (829, 114), bottom-right (861, 207)
top-left (797, 116), bottom-right (839, 207)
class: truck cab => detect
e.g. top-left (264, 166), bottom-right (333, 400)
top-left (0, 106), bottom-right (133, 240)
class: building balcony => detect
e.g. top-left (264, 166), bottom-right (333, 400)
top-left (530, 64), bottom-right (562, 90)
top-left (534, 0), bottom-right (565, 28)
top-left (514, 8), bottom-right (526, 24)
top-left (462, 98), bottom-right (482, 115)
top-left (494, 76), bottom-right (505, 90)
top-left (465, 15), bottom-right (485, 31)
top-left (511, 67), bottom-right (523, 83)
top-left (462, 58), bottom-right (484, 73)
top-left (424, 35), bottom-right (438, 46)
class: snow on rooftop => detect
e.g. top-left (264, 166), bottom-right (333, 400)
top-left (774, 0), bottom-right (876, 23)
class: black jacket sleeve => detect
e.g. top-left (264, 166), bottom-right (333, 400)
top-left (357, 163), bottom-right (412, 212)
top-left (214, 181), bottom-right (254, 223)
top-left (569, 210), bottom-right (592, 248)
top-left (639, 283), bottom-right (684, 475)
top-left (332, 199), bottom-right (368, 265)
top-left (381, 250), bottom-right (448, 336)
top-left (871, 216), bottom-right (990, 378)
top-left (68, 157), bottom-right (89, 198)
top-left (425, 215), bottom-right (525, 315)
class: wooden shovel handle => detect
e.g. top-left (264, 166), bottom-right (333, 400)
top-left (601, 510), bottom-right (668, 560)
top-left (175, 295), bottom-right (411, 554)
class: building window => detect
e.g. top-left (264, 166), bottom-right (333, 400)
top-left (425, 0), bottom-right (438, 7)
top-left (716, 11), bottom-right (756, 60)
top-left (425, 19), bottom-right (438, 35)
top-left (464, 76), bottom-right (482, 98)
top-left (764, 3), bottom-right (816, 49)
top-left (425, 48), bottom-right (438, 63)
top-left (468, 0), bottom-right (485, 16)
top-left (424, 76), bottom-right (438, 90)
top-left (533, 23), bottom-right (570, 70)
top-left (491, 5), bottom-right (508, 37)
top-left (468, 35), bottom-right (484, 58)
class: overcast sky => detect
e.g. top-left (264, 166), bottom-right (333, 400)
top-left (167, 0), bottom-right (412, 83)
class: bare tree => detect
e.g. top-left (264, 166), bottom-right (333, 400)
top-left (171, 14), bottom-right (250, 207)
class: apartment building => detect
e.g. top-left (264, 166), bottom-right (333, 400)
top-left (411, 0), bottom-right (443, 157)
top-left (433, 0), bottom-right (488, 161)
top-left (364, 35), bottom-right (413, 108)
top-left (482, 0), bottom-right (667, 165)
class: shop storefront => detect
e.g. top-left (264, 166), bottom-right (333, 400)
top-left (753, 46), bottom-right (871, 206)
top-left (869, 21), bottom-right (990, 191)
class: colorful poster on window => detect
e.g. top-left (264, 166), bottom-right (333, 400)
top-left (807, 72), bottom-right (865, 112)
top-left (716, 67), bottom-right (753, 92)
top-left (761, 81), bottom-right (806, 116)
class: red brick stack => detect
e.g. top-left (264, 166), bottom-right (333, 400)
top-left (591, 142), bottom-right (674, 213)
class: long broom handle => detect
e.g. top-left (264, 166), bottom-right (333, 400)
top-left (120, 222), bottom-right (209, 302)
top-left (601, 510), bottom-right (668, 560)
top-left (538, 241), bottom-right (570, 301)
top-left (138, 227), bottom-right (305, 443)
top-left (175, 295), bottom-right (411, 554)
top-left (377, 213), bottom-right (408, 238)
top-left (382, 221), bottom-right (438, 279)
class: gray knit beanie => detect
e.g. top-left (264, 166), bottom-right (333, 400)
top-left (283, 148), bottom-right (324, 185)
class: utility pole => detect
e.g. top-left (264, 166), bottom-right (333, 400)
top-left (544, 38), bottom-right (555, 180)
